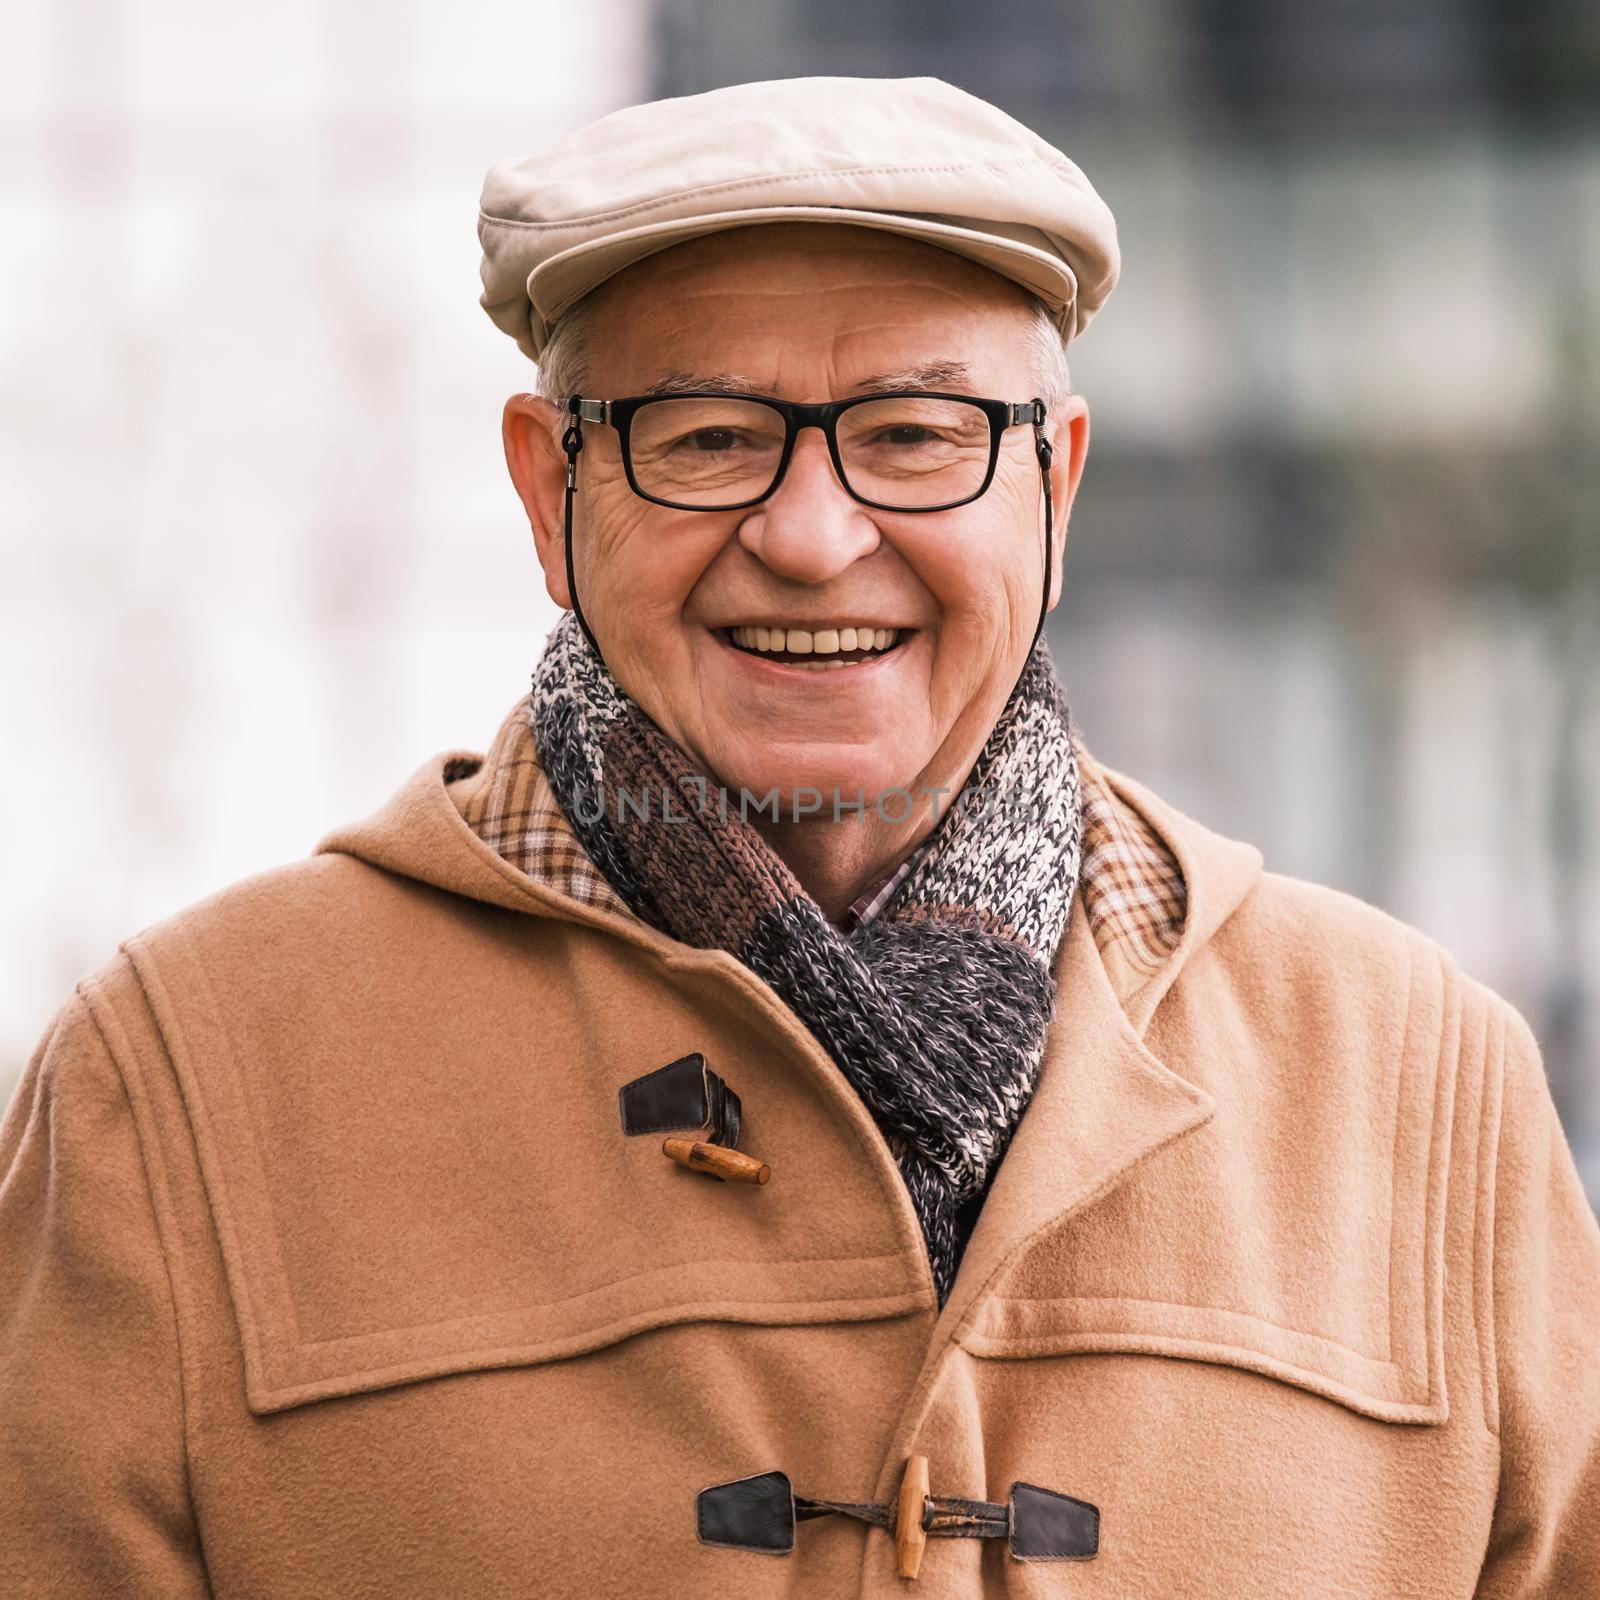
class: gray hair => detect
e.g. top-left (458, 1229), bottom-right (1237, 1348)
top-left (534, 292), bottom-right (1072, 408)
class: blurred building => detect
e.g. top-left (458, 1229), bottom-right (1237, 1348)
top-left (3, 0), bottom-right (1597, 1199)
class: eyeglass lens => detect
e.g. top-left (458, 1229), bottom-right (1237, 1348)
top-left (626, 395), bottom-right (995, 509)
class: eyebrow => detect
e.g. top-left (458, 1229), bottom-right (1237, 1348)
top-left (643, 371), bottom-right (771, 397)
top-left (640, 361), bottom-right (976, 400)
top-left (848, 361), bottom-right (974, 395)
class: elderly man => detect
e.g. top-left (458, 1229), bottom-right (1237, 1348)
top-left (2, 76), bottom-right (1597, 1598)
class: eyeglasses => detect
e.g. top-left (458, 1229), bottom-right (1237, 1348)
top-left (554, 386), bottom-right (1059, 670)
top-left (565, 390), bottom-right (1049, 513)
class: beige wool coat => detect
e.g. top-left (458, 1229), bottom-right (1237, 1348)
top-left (3, 726), bottom-right (1598, 1597)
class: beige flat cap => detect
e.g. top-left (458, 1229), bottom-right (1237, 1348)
top-left (478, 75), bottom-right (1121, 362)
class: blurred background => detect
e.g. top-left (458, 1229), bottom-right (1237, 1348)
top-left (2, 0), bottom-right (1597, 1200)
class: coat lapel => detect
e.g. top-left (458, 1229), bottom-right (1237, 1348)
top-left (935, 758), bottom-right (1266, 1339)
top-left (937, 879), bottom-right (1217, 1336)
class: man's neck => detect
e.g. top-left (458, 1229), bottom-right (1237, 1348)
top-left (749, 808), bottom-right (935, 926)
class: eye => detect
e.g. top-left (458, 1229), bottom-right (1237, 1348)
top-left (862, 422), bottom-right (961, 451)
top-left (688, 428), bottom-right (740, 452)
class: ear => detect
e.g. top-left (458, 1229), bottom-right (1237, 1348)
top-left (1043, 393), bottom-right (1090, 612)
top-left (502, 392), bottom-right (574, 610)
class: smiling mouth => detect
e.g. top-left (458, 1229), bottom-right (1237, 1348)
top-left (716, 624), bottom-right (911, 671)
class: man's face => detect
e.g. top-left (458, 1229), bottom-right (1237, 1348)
top-left (506, 224), bottom-right (1090, 809)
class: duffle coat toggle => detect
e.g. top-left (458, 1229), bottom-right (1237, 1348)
top-left (696, 1454), bottom-right (1100, 1576)
top-left (617, 1052), bottom-right (770, 1183)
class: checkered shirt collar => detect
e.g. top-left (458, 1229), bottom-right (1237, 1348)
top-left (449, 693), bottom-right (1188, 988)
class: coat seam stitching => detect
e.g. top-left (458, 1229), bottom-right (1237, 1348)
top-left (74, 965), bottom-right (216, 1597)
top-left (1384, 934), bottom-right (1421, 1367)
top-left (974, 1292), bottom-right (1407, 1373)
top-left (287, 1259), bottom-right (930, 1351)
top-left (122, 930), bottom-right (291, 1405)
top-left (1420, 938), bottom-right (1458, 1421)
top-left (956, 1333), bottom-right (1428, 1415)
top-left (1479, 990), bottom-right (1507, 1439)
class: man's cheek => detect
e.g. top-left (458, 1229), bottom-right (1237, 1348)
top-left (585, 507), bottom-right (669, 616)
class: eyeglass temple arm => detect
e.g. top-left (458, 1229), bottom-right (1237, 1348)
top-left (1030, 401), bottom-right (1054, 657)
top-left (561, 401), bottom-right (608, 661)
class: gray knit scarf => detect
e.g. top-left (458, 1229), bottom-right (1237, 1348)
top-left (530, 612), bottom-right (1083, 1306)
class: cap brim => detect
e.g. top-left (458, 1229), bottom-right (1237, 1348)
top-left (524, 204), bottom-right (1081, 356)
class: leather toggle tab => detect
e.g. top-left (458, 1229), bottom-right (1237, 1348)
top-left (696, 1470), bottom-right (796, 1554)
top-left (618, 1052), bottom-right (768, 1182)
top-left (618, 1052), bottom-right (741, 1144)
top-left (1009, 1481), bottom-right (1099, 1560)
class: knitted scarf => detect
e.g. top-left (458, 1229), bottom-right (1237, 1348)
top-left (530, 612), bottom-right (1083, 1307)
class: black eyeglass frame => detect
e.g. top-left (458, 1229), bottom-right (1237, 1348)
top-left (566, 390), bottom-right (1049, 514)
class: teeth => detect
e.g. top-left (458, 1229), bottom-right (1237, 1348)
top-left (728, 624), bottom-right (901, 657)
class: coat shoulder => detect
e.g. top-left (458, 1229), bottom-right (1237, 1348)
top-left (122, 834), bottom-right (486, 976)
top-left (11, 859), bottom-right (370, 1119)
top-left (1180, 864), bottom-right (1532, 1263)
top-left (91, 850), bottom-right (541, 1092)
top-left (1230, 865), bottom-right (1552, 1145)
top-left (128, 850), bottom-right (454, 956)
top-left (1219, 862), bottom-right (1485, 1015)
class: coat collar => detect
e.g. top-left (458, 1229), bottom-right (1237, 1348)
top-left (313, 700), bottom-right (1265, 1324)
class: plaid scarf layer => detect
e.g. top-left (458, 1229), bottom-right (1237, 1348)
top-left (530, 613), bottom-right (1084, 1307)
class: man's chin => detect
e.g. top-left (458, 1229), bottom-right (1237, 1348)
top-left (700, 745), bottom-right (931, 817)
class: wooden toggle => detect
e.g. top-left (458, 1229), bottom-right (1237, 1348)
top-left (661, 1137), bottom-right (770, 1184)
top-left (895, 1453), bottom-right (931, 1579)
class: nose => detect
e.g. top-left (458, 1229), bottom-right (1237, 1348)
top-left (736, 428), bottom-right (881, 583)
